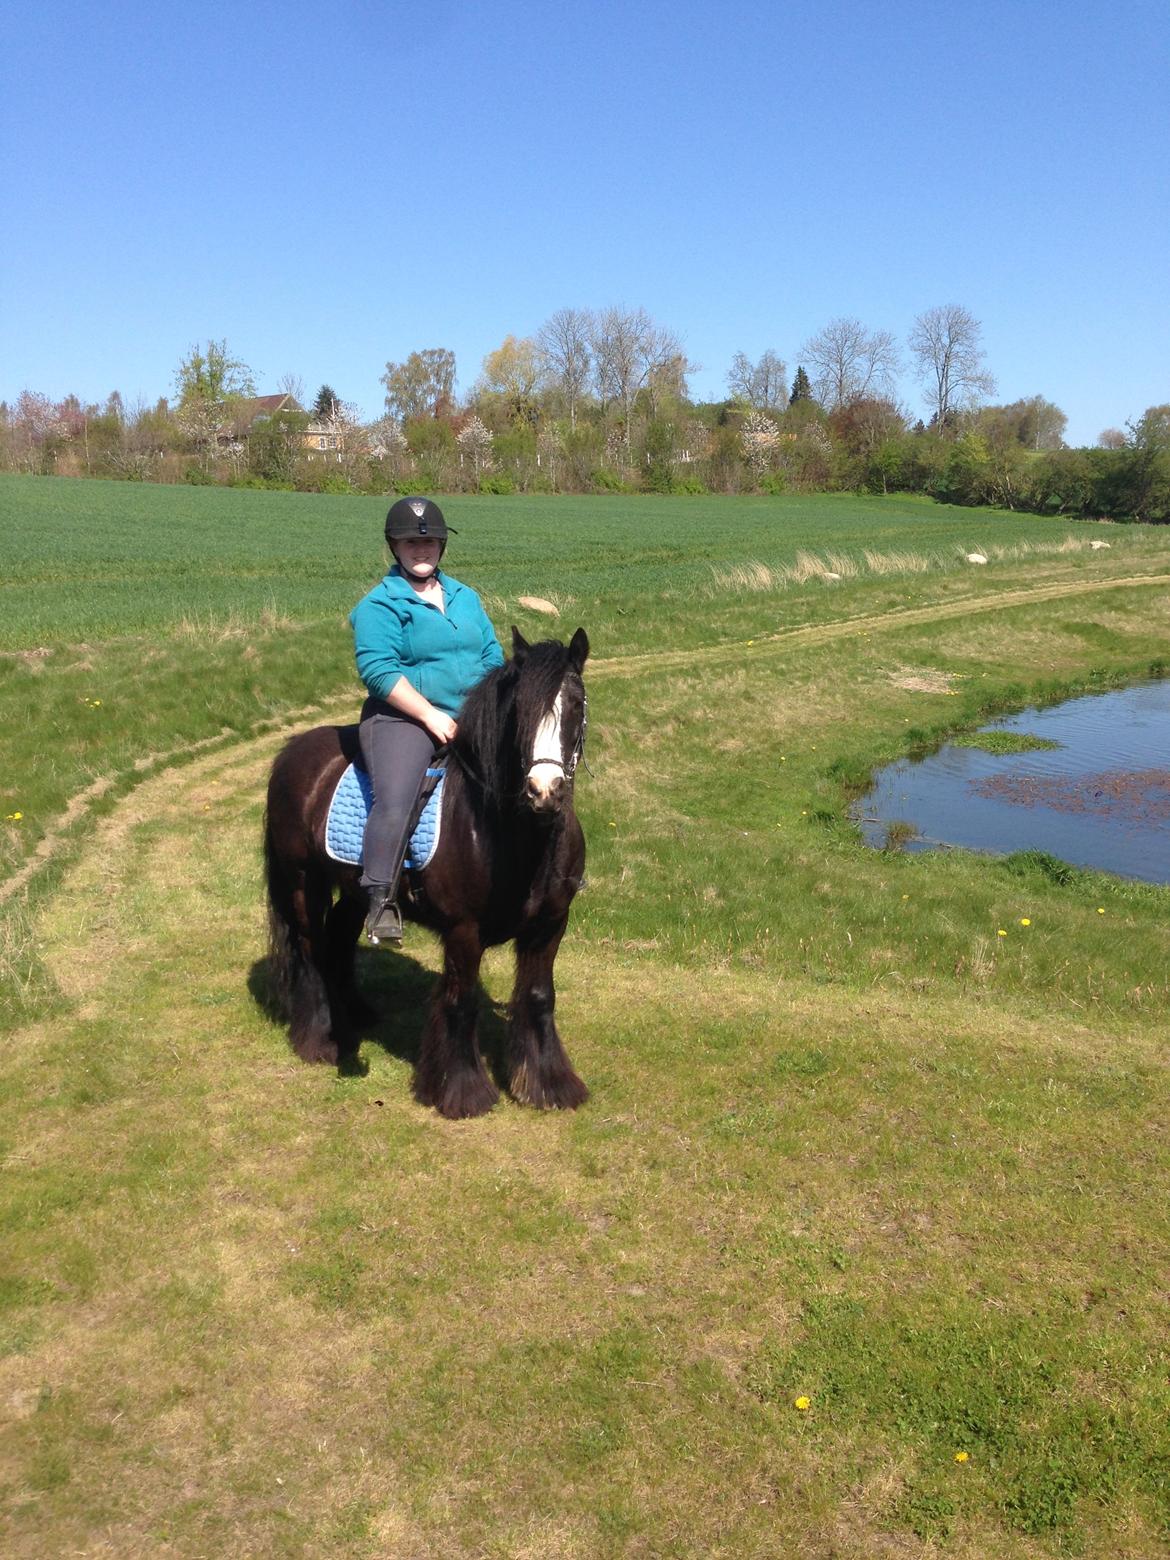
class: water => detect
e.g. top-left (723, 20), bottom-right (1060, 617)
top-left (854, 680), bottom-right (1170, 884)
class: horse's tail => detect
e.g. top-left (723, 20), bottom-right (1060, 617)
top-left (263, 806), bottom-right (298, 1019)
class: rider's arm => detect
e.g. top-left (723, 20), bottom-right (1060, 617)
top-left (381, 676), bottom-right (457, 745)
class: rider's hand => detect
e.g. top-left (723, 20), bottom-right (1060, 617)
top-left (427, 710), bottom-right (458, 746)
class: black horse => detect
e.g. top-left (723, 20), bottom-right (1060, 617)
top-left (263, 628), bottom-right (590, 1119)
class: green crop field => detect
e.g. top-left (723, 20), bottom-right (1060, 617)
top-left (2, 475), bottom-right (1169, 1557)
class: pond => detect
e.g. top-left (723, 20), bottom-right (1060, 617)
top-left (853, 679), bottom-right (1170, 884)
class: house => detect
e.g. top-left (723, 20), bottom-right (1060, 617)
top-left (220, 394), bottom-right (297, 442)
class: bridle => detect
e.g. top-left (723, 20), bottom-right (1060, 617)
top-left (529, 688), bottom-right (589, 782)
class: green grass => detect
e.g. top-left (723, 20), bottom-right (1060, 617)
top-left (952, 731), bottom-right (1062, 753)
top-left (2, 477), bottom-right (1170, 1555)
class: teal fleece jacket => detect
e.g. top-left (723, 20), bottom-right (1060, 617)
top-left (350, 567), bottom-right (505, 716)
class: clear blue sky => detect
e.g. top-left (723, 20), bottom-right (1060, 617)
top-left (2, 0), bottom-right (1167, 446)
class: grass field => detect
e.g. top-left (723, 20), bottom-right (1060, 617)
top-left (2, 476), bottom-right (1169, 1556)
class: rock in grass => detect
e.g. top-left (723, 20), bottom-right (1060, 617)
top-left (966, 553), bottom-right (988, 565)
top-left (518, 596), bottom-right (559, 616)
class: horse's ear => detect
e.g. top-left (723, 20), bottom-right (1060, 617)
top-left (511, 626), bottom-right (530, 662)
top-left (569, 627), bottom-right (589, 669)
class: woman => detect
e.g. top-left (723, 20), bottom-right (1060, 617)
top-left (350, 497), bottom-right (505, 943)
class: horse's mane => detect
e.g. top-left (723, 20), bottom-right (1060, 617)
top-left (453, 640), bottom-right (576, 806)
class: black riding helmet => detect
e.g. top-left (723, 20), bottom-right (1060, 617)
top-left (384, 496), bottom-right (457, 545)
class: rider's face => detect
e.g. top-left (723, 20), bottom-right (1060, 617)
top-left (394, 537), bottom-right (442, 578)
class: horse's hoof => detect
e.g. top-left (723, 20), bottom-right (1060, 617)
top-left (292, 1035), bottom-right (340, 1066)
top-left (422, 1069), bottom-right (500, 1120)
top-left (511, 1063), bottom-right (589, 1110)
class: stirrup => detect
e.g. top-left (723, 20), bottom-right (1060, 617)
top-left (366, 895), bottom-right (403, 945)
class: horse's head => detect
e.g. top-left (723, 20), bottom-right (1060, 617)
top-left (512, 626), bottom-right (589, 815)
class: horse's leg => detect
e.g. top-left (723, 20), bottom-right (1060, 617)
top-left (507, 917), bottom-right (588, 1110)
top-left (286, 866), bottom-right (348, 1065)
top-left (414, 921), bottom-right (499, 1119)
top-left (325, 888), bottom-right (375, 1028)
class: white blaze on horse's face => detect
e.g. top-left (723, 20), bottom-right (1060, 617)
top-left (526, 691), bottom-right (567, 810)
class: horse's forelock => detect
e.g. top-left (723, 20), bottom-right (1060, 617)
top-left (515, 642), bottom-right (581, 761)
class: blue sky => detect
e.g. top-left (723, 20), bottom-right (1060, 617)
top-left (2, 0), bottom-right (1167, 446)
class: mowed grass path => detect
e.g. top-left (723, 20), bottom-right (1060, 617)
top-left (2, 479), bottom-right (1170, 1555)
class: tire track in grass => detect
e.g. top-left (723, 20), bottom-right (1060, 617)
top-left (589, 573), bottom-right (1170, 679)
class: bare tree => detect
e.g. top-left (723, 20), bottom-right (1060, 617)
top-left (726, 349), bottom-right (788, 410)
top-left (802, 318), bottom-right (899, 412)
top-left (909, 304), bottom-right (995, 427)
top-left (537, 308), bottom-right (593, 429)
top-left (590, 307), bottom-right (687, 451)
top-left (277, 371), bottom-right (305, 408)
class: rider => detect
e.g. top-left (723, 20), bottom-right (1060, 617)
top-left (350, 497), bottom-right (505, 943)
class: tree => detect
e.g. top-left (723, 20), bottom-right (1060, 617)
top-left (457, 414), bottom-right (495, 479)
top-left (977, 396), bottom-right (1066, 452)
top-left (789, 366), bottom-right (814, 404)
top-left (590, 307), bottom-right (687, 453)
top-left (739, 409), bottom-right (782, 479)
top-left (537, 308), bottom-right (593, 429)
top-left (172, 339), bottom-right (256, 467)
top-left (908, 304), bottom-right (995, 428)
top-left (381, 349), bottom-right (456, 421)
top-left (726, 350), bottom-right (788, 410)
top-left (1098, 428), bottom-right (1127, 450)
top-left (173, 339), bottom-right (255, 407)
top-left (312, 384), bottom-right (341, 418)
top-left (802, 317), bottom-right (899, 411)
top-left (476, 335), bottom-right (543, 426)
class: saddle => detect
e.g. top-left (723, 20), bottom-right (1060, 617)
top-left (324, 760), bottom-right (446, 871)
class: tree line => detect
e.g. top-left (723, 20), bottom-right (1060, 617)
top-left (2, 306), bottom-right (1167, 522)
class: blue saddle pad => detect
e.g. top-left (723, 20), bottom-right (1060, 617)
top-left (324, 765), bottom-right (445, 871)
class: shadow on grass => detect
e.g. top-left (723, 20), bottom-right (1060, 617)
top-left (246, 945), bottom-right (512, 1088)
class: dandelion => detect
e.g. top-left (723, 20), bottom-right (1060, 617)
top-left (1097, 907), bottom-right (1105, 915)
top-left (1019, 917), bottom-right (1031, 926)
top-left (746, 640), bottom-right (755, 646)
top-left (997, 928), bottom-right (1007, 937)
top-left (954, 1451), bottom-right (969, 1463)
top-left (608, 821), bottom-right (617, 828)
top-left (794, 1396), bottom-right (810, 1411)
top-left (5, 811), bottom-right (22, 822)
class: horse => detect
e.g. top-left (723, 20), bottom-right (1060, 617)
top-left (263, 627), bottom-right (590, 1119)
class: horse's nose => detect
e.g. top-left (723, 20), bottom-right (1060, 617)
top-left (526, 770), bottom-right (565, 811)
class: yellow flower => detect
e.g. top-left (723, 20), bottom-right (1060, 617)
top-left (954, 1451), bottom-right (969, 1463)
top-left (5, 811), bottom-right (22, 821)
top-left (746, 640), bottom-right (755, 646)
top-left (1019, 917), bottom-right (1031, 926)
top-left (1097, 907), bottom-right (1105, 915)
top-left (996, 928), bottom-right (1007, 937)
top-left (794, 1396), bottom-right (810, 1411)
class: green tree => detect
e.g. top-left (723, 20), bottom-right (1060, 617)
top-left (248, 406), bottom-right (309, 486)
top-left (172, 339), bottom-right (256, 468)
top-left (789, 366), bottom-right (814, 404)
top-left (381, 349), bottom-right (456, 421)
top-left (312, 384), bottom-right (340, 419)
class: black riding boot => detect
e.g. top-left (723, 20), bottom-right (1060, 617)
top-left (365, 884), bottom-right (403, 945)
